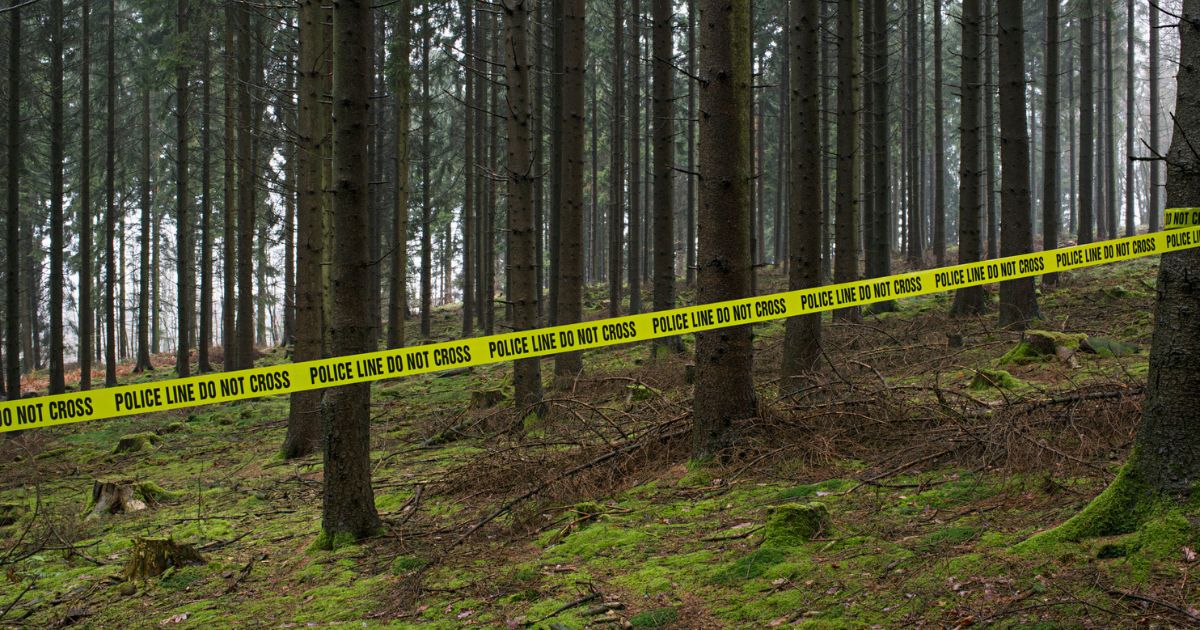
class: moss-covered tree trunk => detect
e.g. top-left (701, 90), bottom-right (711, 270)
top-left (1027, 0), bottom-right (1200, 544)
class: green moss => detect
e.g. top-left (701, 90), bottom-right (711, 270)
top-left (390, 555), bottom-right (427, 574)
top-left (915, 526), bottom-right (978, 552)
top-left (763, 503), bottom-right (830, 547)
top-left (776, 479), bottom-right (853, 501)
top-left (614, 564), bottom-right (676, 595)
top-left (630, 607), bottom-right (679, 628)
top-left (542, 523), bottom-right (650, 563)
top-left (711, 547), bottom-right (789, 584)
top-left (309, 530), bottom-right (359, 552)
top-left (1017, 461), bottom-right (1158, 549)
top-left (113, 432), bottom-right (162, 454)
top-left (969, 368), bottom-right (1024, 390)
top-left (136, 481), bottom-right (180, 504)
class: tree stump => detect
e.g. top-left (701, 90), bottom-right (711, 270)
top-left (122, 538), bottom-right (204, 582)
top-left (87, 479), bottom-right (175, 519)
top-left (113, 432), bottom-right (161, 454)
top-left (470, 389), bottom-right (504, 409)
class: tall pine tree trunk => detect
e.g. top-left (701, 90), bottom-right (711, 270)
top-left (222, 2), bottom-right (238, 370)
top-left (321, 0), bottom-right (381, 544)
top-left (685, 0), bottom-right (697, 287)
top-left (627, 0), bottom-right (642, 316)
top-left (781, 0), bottom-right (821, 386)
top-left (5, 0), bottom-right (21, 397)
top-left (1079, 0), bottom-right (1095, 244)
top-left (692, 0), bottom-right (756, 463)
top-left (104, 0), bottom-right (117, 386)
top-left (1042, 0), bottom-right (1060, 286)
top-left (135, 88), bottom-right (153, 374)
top-left (501, 0), bottom-right (543, 411)
top-left (867, 0), bottom-right (892, 312)
top-left (608, 0), bottom-right (625, 317)
top-left (651, 0), bottom-right (680, 354)
top-left (1149, 0), bottom-right (1161, 231)
top-left (176, 0), bottom-right (192, 377)
top-left (461, 2), bottom-right (474, 337)
top-left (49, 0), bottom-right (65, 393)
top-left (79, 0), bottom-right (93, 390)
top-left (996, 0), bottom-right (1038, 329)
top-left (419, 4), bottom-right (433, 339)
top-left (388, 0), bottom-right (411, 349)
top-left (234, 2), bottom-right (256, 369)
top-left (951, 0), bottom-right (986, 316)
top-left (199, 17), bottom-right (214, 372)
top-left (932, 0), bottom-right (946, 267)
top-left (555, 0), bottom-right (585, 381)
top-left (833, 0), bottom-right (860, 322)
top-left (1124, 0), bottom-right (1135, 236)
top-left (285, 0), bottom-right (330, 459)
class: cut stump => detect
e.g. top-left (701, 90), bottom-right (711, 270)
top-left (122, 538), bottom-right (204, 582)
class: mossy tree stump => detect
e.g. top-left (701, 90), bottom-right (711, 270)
top-left (763, 502), bottom-right (831, 547)
top-left (87, 479), bottom-right (177, 519)
top-left (113, 432), bottom-right (161, 454)
top-left (122, 538), bottom-right (204, 582)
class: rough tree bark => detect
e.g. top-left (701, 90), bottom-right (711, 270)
top-left (5, 0), bottom-right (20, 397)
top-left (388, 0), bottom-right (411, 349)
top-left (199, 17), bottom-right (214, 373)
top-left (628, 0), bottom-right (642, 316)
top-left (104, 0), bottom-right (117, 387)
top-left (833, 0), bottom-right (861, 322)
top-left (321, 0), bottom-right (381, 544)
top-left (419, 4), bottom-right (433, 339)
top-left (49, 0), bottom-right (65, 393)
top-left (692, 0), bottom-right (757, 463)
top-left (951, 0), bottom-right (986, 316)
top-left (932, 0), bottom-right (946, 268)
top-left (1042, 0), bottom-right (1060, 286)
top-left (1079, 0), bottom-right (1095, 244)
top-left (651, 0), bottom-right (680, 355)
top-left (1149, 0), bottom-right (1161, 232)
top-left (609, 0), bottom-right (626, 317)
top-left (176, 0), bottom-right (192, 377)
top-left (234, 2), bottom-right (256, 370)
top-left (996, 0), bottom-right (1038, 329)
top-left (135, 88), bottom-right (153, 374)
top-left (555, 0), bottom-right (585, 382)
top-left (781, 0), bottom-right (821, 386)
top-left (502, 0), bottom-right (543, 412)
top-left (461, 1), bottom-right (474, 337)
top-left (222, 2), bottom-right (237, 371)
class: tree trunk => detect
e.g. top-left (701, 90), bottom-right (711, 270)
top-left (692, 0), bottom-right (756, 463)
top-left (628, 0), bottom-right (642, 316)
top-left (321, 0), bottom-right (381, 544)
top-left (461, 2), bottom-right (474, 337)
top-left (1124, 0), bottom-right (1134, 236)
top-left (685, 0), bottom-right (697, 287)
top-left (609, 0), bottom-right (626, 317)
top-left (932, 0), bottom-right (945, 267)
top-left (5, 0), bottom-right (20, 397)
top-left (49, 0), bottom-right (65, 393)
top-left (867, 0), bottom-right (892, 312)
top-left (285, 0), bottom-right (330, 460)
top-left (1042, 0), bottom-right (1060, 286)
top-left (1079, 0), bottom-right (1095, 244)
top-left (548, 0), bottom-right (563, 325)
top-left (176, 0), bottom-right (192, 377)
top-left (1104, 9), bottom-right (1117, 239)
top-left (533, 2), bottom-right (545, 320)
top-left (419, 4), bottom-right (433, 339)
top-left (1027, 0), bottom-right (1200, 544)
top-left (234, 2), bottom-right (255, 370)
top-left (904, 0), bottom-right (921, 267)
top-left (104, 0), bottom-right (118, 387)
top-left (79, 0), bottom-right (93, 390)
top-left (951, 0), bottom-right (986, 316)
top-left (996, 0), bottom-right (1037, 329)
top-left (135, 88), bottom-right (153, 374)
top-left (501, 0), bottom-right (544, 412)
top-left (781, 0), bottom-right (821, 386)
top-left (199, 17), bottom-right (214, 372)
top-left (833, 0), bottom-right (861, 323)
top-left (388, 1), bottom-right (411, 349)
top-left (221, 2), bottom-right (237, 370)
top-left (984, 2), bottom-right (998, 260)
top-left (555, 0), bottom-right (585, 381)
top-left (1149, 0), bottom-right (1161, 232)
top-left (651, 0), bottom-right (680, 355)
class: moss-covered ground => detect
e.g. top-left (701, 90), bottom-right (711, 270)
top-left (2, 257), bottom-right (1198, 628)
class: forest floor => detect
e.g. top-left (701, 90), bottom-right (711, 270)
top-left (2, 257), bottom-right (1199, 629)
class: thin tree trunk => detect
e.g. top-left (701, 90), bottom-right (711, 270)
top-left (1079, 0), bottom-right (1095, 244)
top-left (868, 0), bottom-right (892, 312)
top-left (1149, 0), bottom-right (1161, 232)
top-left (609, 0), bottom-right (626, 317)
top-left (176, 0), bottom-right (191, 377)
top-left (628, 0), bottom-right (642, 316)
top-left (49, 0), bottom-right (65, 393)
top-left (388, 1), bottom-right (411, 349)
top-left (79, 0), bottom-right (92, 390)
top-left (234, 2), bottom-right (256, 369)
top-left (548, 0), bottom-right (563, 325)
top-left (1069, 42), bottom-right (1077, 237)
top-left (692, 0), bottom-right (756, 463)
top-left (652, 0), bottom-right (680, 354)
top-left (1042, 0), bottom-right (1061, 286)
top-left (1105, 8), bottom-right (1117, 238)
top-left (461, 1), bottom-right (474, 337)
top-left (1124, 0), bottom-right (1135, 236)
top-left (933, 0), bottom-right (946, 267)
top-left (135, 87), bottom-right (153, 373)
top-left (984, 2), bottom-right (997, 259)
top-left (905, 0), bottom-right (921, 267)
top-left (199, 17), bottom-right (214, 372)
top-left (104, 0), bottom-right (117, 386)
top-left (419, 4), bottom-right (433, 338)
top-left (834, 0), bottom-right (861, 322)
top-left (222, 1), bottom-right (237, 370)
top-left (5, 0), bottom-right (21, 396)
top-left (685, 0), bottom-right (697, 287)
top-left (951, 0), bottom-right (986, 316)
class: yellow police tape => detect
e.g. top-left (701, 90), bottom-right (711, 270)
top-left (3, 210), bottom-right (1200, 434)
